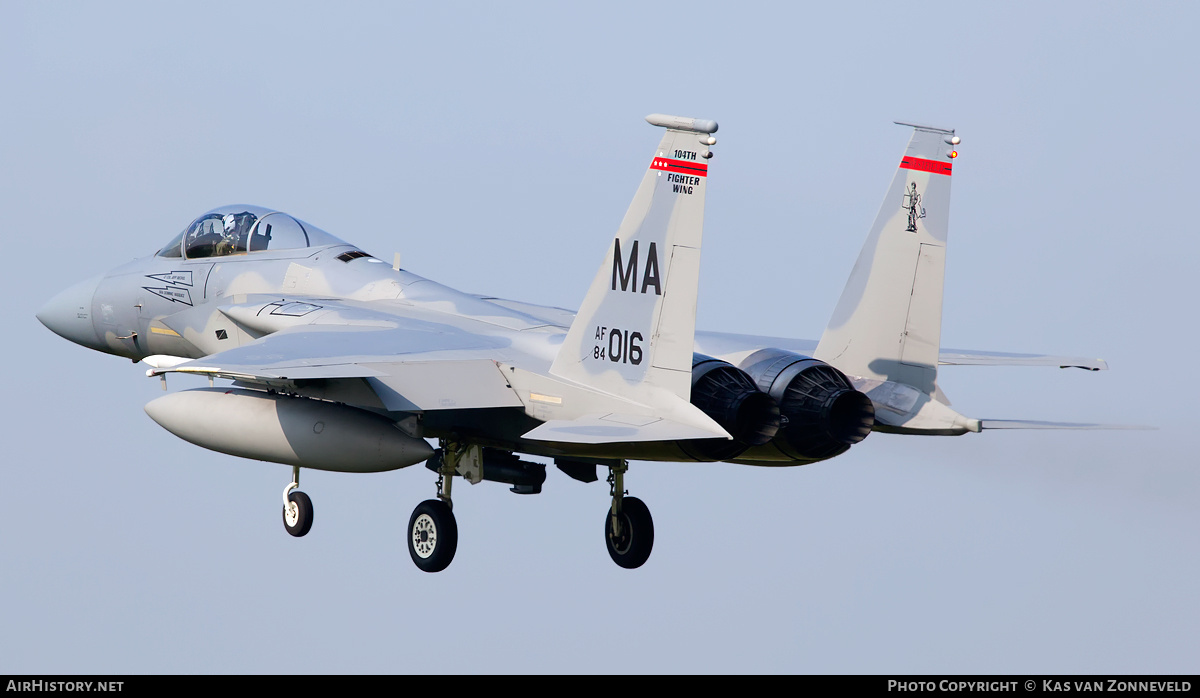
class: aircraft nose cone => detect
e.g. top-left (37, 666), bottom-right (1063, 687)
top-left (37, 275), bottom-right (104, 350)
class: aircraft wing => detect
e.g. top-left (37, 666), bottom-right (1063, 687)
top-left (147, 303), bottom-right (529, 412)
top-left (465, 299), bottom-right (1109, 372)
top-left (690, 330), bottom-right (1109, 371)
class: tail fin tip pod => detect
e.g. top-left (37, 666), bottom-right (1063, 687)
top-left (645, 114), bottom-right (719, 134)
top-left (550, 114), bottom-right (717, 400)
top-left (814, 122), bottom-right (959, 396)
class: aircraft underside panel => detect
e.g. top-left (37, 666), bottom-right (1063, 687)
top-left (363, 360), bottom-right (524, 412)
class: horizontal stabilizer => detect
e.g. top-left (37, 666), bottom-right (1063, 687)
top-left (979, 419), bottom-right (1153, 430)
top-left (523, 413), bottom-right (729, 444)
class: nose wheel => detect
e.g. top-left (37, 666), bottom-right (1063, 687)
top-left (282, 467), bottom-right (313, 537)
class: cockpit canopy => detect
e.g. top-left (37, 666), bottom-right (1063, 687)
top-left (156, 205), bottom-right (346, 259)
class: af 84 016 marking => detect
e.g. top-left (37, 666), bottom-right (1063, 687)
top-left (592, 325), bottom-right (644, 365)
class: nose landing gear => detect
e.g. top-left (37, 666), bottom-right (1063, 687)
top-left (282, 466), bottom-right (313, 537)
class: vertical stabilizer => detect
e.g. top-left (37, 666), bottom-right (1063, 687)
top-left (550, 114), bottom-right (718, 400)
top-left (814, 123), bottom-right (958, 395)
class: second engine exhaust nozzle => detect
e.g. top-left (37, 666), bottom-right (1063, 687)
top-left (741, 349), bottom-right (876, 461)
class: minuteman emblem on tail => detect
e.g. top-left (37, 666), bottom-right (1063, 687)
top-left (903, 182), bottom-right (925, 232)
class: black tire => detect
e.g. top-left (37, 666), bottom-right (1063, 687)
top-left (408, 499), bottom-right (458, 573)
top-left (283, 490), bottom-right (314, 537)
top-left (605, 496), bottom-right (653, 569)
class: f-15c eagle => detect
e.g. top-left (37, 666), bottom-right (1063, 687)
top-left (37, 114), bottom-right (1107, 572)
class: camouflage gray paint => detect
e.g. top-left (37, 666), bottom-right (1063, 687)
top-left (38, 120), bottom-right (1106, 466)
top-left (36, 117), bottom-right (1112, 573)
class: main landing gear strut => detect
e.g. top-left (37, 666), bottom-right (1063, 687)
top-left (407, 444), bottom-right (460, 573)
top-left (604, 461), bottom-right (654, 569)
top-left (400, 449), bottom-right (655, 572)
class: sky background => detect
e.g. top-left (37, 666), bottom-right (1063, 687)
top-left (2, 1), bottom-right (1197, 674)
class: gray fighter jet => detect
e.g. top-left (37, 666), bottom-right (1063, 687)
top-left (37, 115), bottom-right (1107, 572)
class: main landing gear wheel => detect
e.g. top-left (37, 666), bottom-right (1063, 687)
top-left (605, 496), bottom-right (653, 569)
top-left (408, 499), bottom-right (458, 573)
top-left (283, 490), bottom-right (313, 537)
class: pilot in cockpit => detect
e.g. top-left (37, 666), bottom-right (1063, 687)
top-left (170, 207), bottom-right (330, 259)
top-left (212, 212), bottom-right (257, 256)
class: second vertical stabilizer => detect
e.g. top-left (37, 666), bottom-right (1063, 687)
top-left (815, 124), bottom-right (958, 395)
